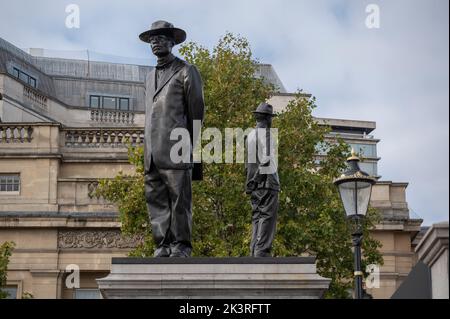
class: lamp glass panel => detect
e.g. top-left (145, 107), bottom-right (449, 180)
top-left (338, 181), bottom-right (372, 217)
top-left (356, 181), bottom-right (372, 216)
top-left (339, 181), bottom-right (356, 216)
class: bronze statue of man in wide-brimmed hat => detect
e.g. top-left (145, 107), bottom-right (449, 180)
top-left (139, 20), bottom-right (205, 257)
top-left (245, 102), bottom-right (280, 257)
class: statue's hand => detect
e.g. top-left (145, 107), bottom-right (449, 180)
top-left (246, 180), bottom-right (257, 192)
top-left (254, 173), bottom-right (266, 184)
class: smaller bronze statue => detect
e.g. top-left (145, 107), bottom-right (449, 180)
top-left (245, 102), bottom-right (280, 257)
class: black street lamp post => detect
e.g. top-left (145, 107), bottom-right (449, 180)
top-left (334, 150), bottom-right (376, 299)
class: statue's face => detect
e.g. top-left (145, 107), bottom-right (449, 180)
top-left (254, 113), bottom-right (272, 127)
top-left (149, 34), bottom-right (174, 57)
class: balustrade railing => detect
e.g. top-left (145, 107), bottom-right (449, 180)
top-left (90, 109), bottom-right (135, 124)
top-left (0, 124), bottom-right (34, 143)
top-left (23, 86), bottom-right (48, 109)
top-left (63, 128), bottom-right (144, 148)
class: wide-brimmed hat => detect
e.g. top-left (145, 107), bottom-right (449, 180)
top-left (139, 20), bottom-right (186, 44)
top-left (252, 102), bottom-right (277, 117)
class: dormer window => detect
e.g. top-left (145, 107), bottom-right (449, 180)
top-left (89, 95), bottom-right (130, 111)
top-left (11, 67), bottom-right (37, 88)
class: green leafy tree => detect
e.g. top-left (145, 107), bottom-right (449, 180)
top-left (97, 33), bottom-right (382, 298)
top-left (0, 241), bottom-right (15, 299)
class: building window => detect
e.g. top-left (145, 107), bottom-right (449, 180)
top-left (30, 76), bottom-right (37, 88)
top-left (315, 142), bottom-right (330, 156)
top-left (74, 289), bottom-right (102, 299)
top-left (89, 95), bottom-right (130, 111)
top-left (119, 98), bottom-right (129, 111)
top-left (359, 161), bottom-right (378, 177)
top-left (0, 174), bottom-right (20, 193)
top-left (90, 95), bottom-right (100, 108)
top-left (29, 77), bottom-right (36, 88)
top-left (18, 70), bottom-right (28, 83)
top-left (102, 96), bottom-right (117, 109)
top-left (349, 143), bottom-right (377, 158)
top-left (1, 286), bottom-right (18, 299)
top-left (11, 67), bottom-right (37, 88)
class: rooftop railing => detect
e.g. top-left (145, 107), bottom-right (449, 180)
top-left (326, 131), bottom-right (375, 140)
top-left (62, 127), bottom-right (144, 148)
top-left (90, 109), bottom-right (135, 124)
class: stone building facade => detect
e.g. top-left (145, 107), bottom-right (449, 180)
top-left (0, 37), bottom-right (422, 299)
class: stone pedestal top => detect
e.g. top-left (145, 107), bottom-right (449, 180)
top-left (97, 257), bottom-right (331, 299)
top-left (112, 256), bottom-right (316, 264)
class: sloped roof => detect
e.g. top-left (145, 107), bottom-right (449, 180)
top-left (254, 64), bottom-right (287, 93)
top-left (1, 37), bottom-right (287, 90)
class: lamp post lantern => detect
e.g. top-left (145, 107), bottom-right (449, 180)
top-left (334, 149), bottom-right (376, 299)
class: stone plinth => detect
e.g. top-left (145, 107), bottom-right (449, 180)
top-left (415, 222), bottom-right (449, 299)
top-left (97, 257), bottom-right (330, 299)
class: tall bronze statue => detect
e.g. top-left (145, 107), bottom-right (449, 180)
top-left (139, 21), bottom-right (205, 257)
top-left (245, 103), bottom-right (280, 257)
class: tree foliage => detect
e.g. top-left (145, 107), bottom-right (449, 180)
top-left (96, 33), bottom-right (383, 298)
top-left (0, 241), bottom-right (15, 299)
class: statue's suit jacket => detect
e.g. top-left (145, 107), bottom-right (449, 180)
top-left (144, 57), bottom-right (205, 180)
top-left (245, 128), bottom-right (280, 193)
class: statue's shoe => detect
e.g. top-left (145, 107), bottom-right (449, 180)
top-left (169, 251), bottom-right (190, 258)
top-left (154, 246), bottom-right (171, 257)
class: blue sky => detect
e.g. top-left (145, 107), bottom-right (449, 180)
top-left (0, 0), bottom-right (448, 225)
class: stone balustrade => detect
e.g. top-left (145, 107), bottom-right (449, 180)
top-left (0, 123), bottom-right (144, 150)
top-left (63, 128), bottom-right (144, 148)
top-left (90, 109), bottom-right (135, 124)
top-left (0, 124), bottom-right (34, 143)
top-left (23, 86), bottom-right (48, 109)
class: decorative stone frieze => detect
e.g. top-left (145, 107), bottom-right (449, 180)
top-left (58, 230), bottom-right (144, 249)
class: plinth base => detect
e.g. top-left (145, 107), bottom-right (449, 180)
top-left (97, 257), bottom-right (330, 299)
